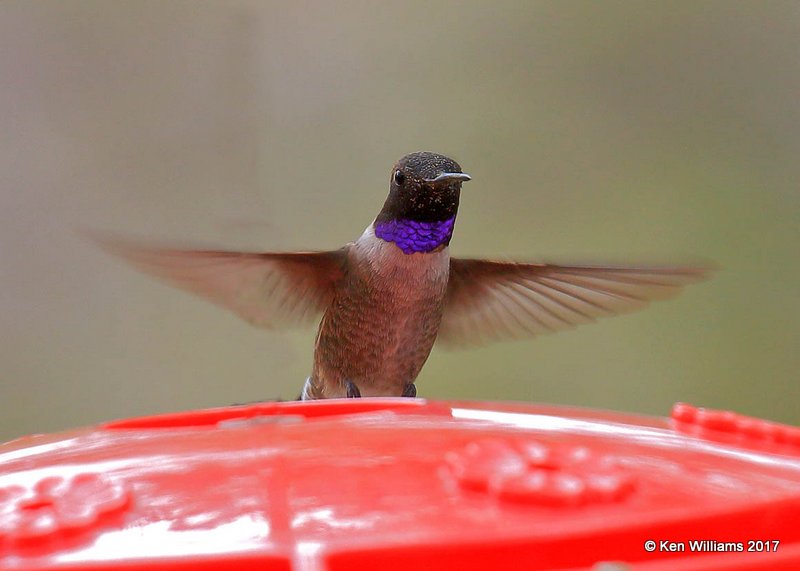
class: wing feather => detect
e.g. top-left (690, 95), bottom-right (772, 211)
top-left (94, 234), bottom-right (346, 329)
top-left (439, 259), bottom-right (710, 347)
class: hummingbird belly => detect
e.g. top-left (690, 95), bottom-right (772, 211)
top-left (311, 226), bottom-right (450, 397)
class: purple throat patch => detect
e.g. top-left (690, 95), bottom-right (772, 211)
top-left (374, 217), bottom-right (455, 254)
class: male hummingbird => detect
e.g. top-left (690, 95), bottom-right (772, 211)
top-left (99, 152), bottom-right (708, 400)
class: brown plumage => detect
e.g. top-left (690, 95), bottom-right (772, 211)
top-left (440, 260), bottom-right (708, 347)
top-left (94, 152), bottom-right (711, 399)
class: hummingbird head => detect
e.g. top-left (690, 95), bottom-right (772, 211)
top-left (374, 152), bottom-right (471, 254)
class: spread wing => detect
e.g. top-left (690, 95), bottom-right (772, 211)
top-left (94, 234), bottom-right (346, 329)
top-left (439, 259), bottom-right (711, 347)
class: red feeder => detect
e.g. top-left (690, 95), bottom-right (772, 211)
top-left (1, 399), bottom-right (799, 570)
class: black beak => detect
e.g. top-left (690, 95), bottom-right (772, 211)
top-left (425, 172), bottom-right (472, 183)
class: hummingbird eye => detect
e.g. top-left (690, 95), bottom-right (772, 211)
top-left (393, 170), bottom-right (406, 185)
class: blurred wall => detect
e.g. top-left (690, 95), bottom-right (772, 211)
top-left (1, 1), bottom-right (798, 441)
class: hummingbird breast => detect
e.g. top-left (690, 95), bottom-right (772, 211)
top-left (311, 224), bottom-right (450, 398)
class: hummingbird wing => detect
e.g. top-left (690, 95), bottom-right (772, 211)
top-left (438, 259), bottom-right (710, 347)
top-left (95, 235), bottom-right (346, 329)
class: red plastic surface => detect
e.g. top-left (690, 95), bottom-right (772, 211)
top-left (2, 399), bottom-right (800, 570)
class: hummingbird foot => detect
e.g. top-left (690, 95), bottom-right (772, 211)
top-left (402, 383), bottom-right (417, 398)
top-left (345, 381), bottom-right (362, 398)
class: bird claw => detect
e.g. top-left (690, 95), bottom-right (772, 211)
top-left (402, 383), bottom-right (417, 398)
top-left (345, 381), bottom-right (361, 398)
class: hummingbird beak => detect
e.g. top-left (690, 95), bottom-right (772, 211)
top-left (425, 172), bottom-right (472, 183)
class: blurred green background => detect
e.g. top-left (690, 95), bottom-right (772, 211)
top-left (1, 1), bottom-right (798, 441)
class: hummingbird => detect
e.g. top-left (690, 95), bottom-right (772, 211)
top-left (98, 152), bottom-right (709, 400)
